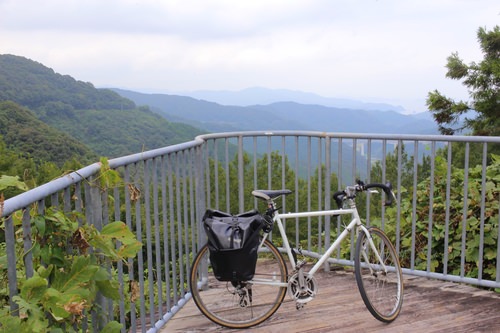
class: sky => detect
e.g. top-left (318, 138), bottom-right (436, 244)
top-left (0, 0), bottom-right (498, 113)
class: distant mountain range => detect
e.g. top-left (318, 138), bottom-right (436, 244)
top-left (0, 52), bottom-right (441, 173)
top-left (180, 87), bottom-right (408, 112)
top-left (112, 88), bottom-right (439, 135)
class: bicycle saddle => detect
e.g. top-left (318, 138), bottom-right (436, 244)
top-left (251, 189), bottom-right (292, 201)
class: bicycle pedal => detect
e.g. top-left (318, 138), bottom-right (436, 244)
top-left (295, 302), bottom-right (305, 310)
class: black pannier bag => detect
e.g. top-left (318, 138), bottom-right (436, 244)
top-left (202, 209), bottom-right (265, 281)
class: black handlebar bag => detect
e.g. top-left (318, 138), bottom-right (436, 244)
top-left (202, 209), bottom-right (264, 281)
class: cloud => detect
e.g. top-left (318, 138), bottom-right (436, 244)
top-left (0, 0), bottom-right (498, 112)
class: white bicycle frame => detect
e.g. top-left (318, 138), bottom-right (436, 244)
top-left (252, 201), bottom-right (388, 287)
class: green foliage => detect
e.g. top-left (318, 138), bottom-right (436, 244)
top-left (0, 175), bottom-right (28, 192)
top-left (386, 154), bottom-right (499, 280)
top-left (427, 25), bottom-right (500, 137)
top-left (0, 101), bottom-right (96, 167)
top-left (0, 159), bottom-right (141, 332)
top-left (0, 55), bottom-right (135, 111)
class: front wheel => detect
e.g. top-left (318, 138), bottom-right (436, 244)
top-left (189, 238), bottom-right (288, 328)
top-left (354, 227), bottom-right (404, 323)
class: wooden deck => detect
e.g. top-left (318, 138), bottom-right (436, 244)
top-left (162, 269), bottom-right (500, 333)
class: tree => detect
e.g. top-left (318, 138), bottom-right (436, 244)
top-left (426, 26), bottom-right (500, 136)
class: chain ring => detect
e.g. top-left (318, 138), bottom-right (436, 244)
top-left (287, 273), bottom-right (318, 303)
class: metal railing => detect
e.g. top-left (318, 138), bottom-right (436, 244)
top-left (1, 131), bottom-right (499, 332)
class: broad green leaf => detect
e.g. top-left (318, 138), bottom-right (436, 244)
top-left (37, 264), bottom-right (54, 279)
top-left (101, 221), bottom-right (138, 245)
top-left (117, 241), bottom-right (142, 259)
top-left (0, 175), bottom-right (29, 191)
top-left (94, 266), bottom-right (111, 281)
top-left (89, 234), bottom-right (119, 259)
top-left (43, 288), bottom-right (69, 321)
top-left (52, 256), bottom-right (99, 293)
top-left (20, 276), bottom-right (47, 302)
top-left (0, 315), bottom-right (21, 333)
top-left (13, 296), bottom-right (48, 332)
top-left (96, 279), bottom-right (120, 300)
top-left (32, 215), bottom-right (46, 237)
top-left (100, 321), bottom-right (123, 333)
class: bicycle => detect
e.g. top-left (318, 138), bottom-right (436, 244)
top-left (189, 181), bottom-right (404, 329)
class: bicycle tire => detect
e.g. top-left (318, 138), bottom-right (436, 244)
top-left (354, 227), bottom-right (404, 323)
top-left (189, 238), bottom-right (288, 328)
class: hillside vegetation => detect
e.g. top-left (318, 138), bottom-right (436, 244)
top-left (0, 54), bottom-right (204, 161)
top-left (0, 101), bottom-right (96, 165)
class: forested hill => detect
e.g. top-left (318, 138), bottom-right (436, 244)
top-left (0, 101), bottom-right (96, 166)
top-left (0, 54), bottom-right (135, 111)
top-left (0, 54), bottom-right (204, 160)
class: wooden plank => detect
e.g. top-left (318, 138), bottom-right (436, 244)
top-left (161, 269), bottom-right (500, 333)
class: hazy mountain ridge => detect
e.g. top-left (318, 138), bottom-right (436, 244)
top-left (178, 87), bottom-right (407, 113)
top-left (113, 89), bottom-right (439, 135)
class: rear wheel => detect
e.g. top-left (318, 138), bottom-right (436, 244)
top-left (190, 238), bottom-right (288, 328)
top-left (354, 227), bottom-right (403, 322)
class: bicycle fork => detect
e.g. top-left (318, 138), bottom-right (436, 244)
top-left (359, 226), bottom-right (388, 276)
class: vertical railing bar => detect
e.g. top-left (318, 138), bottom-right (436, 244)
top-left (295, 136), bottom-right (300, 247)
top-left (280, 136), bottom-right (287, 240)
top-left (5, 214), bottom-right (18, 313)
top-left (51, 192), bottom-right (59, 209)
top-left (74, 182), bottom-right (83, 221)
top-left (175, 152), bottom-right (185, 301)
top-left (188, 148), bottom-right (196, 261)
top-left (324, 136), bottom-right (331, 271)
top-left (281, 136), bottom-right (286, 214)
top-left (203, 140), bottom-right (211, 211)
top-left (396, 140), bottom-right (403, 255)
top-left (123, 165), bottom-right (137, 332)
top-left (214, 139), bottom-right (219, 210)
top-left (238, 135), bottom-right (245, 213)
top-left (352, 138), bottom-right (357, 184)
top-left (143, 159), bottom-right (155, 327)
top-left (349, 139), bottom-right (356, 258)
top-left (381, 140), bottom-right (387, 230)
top-left (317, 138), bottom-right (323, 252)
top-left (152, 157), bottom-right (163, 319)
top-left (365, 139), bottom-right (372, 227)
top-left (427, 141), bottom-right (436, 274)
top-left (307, 136), bottom-right (312, 251)
top-left (101, 185), bottom-right (113, 324)
top-left (182, 151), bottom-right (190, 293)
top-left (133, 162), bottom-right (147, 333)
top-left (195, 143), bottom-right (207, 250)
top-left (22, 208), bottom-right (33, 278)
top-left (337, 138), bottom-right (345, 260)
top-left (63, 186), bottom-right (71, 212)
top-left (253, 137), bottom-right (258, 208)
top-left (460, 143), bottom-right (470, 278)
top-left (267, 136), bottom-right (272, 191)
top-left (478, 142), bottom-right (488, 280)
top-left (443, 143), bottom-right (452, 275)
top-left (113, 182), bottom-right (126, 332)
top-left (225, 138), bottom-right (230, 212)
top-left (168, 153), bottom-right (177, 306)
top-left (88, 175), bottom-right (104, 331)
top-left (161, 155), bottom-right (171, 311)
top-left (410, 141), bottom-right (419, 270)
